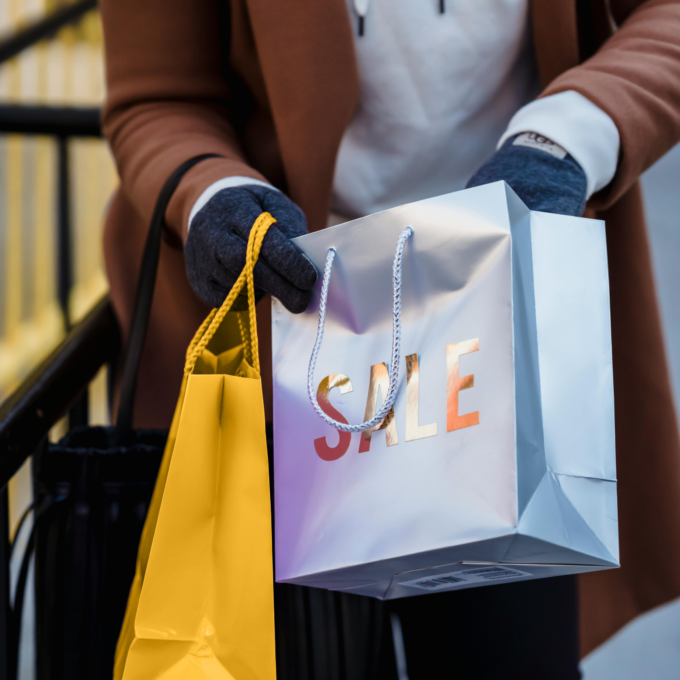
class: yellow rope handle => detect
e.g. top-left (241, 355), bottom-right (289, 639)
top-left (236, 311), bottom-right (252, 367)
top-left (245, 215), bottom-right (265, 373)
top-left (184, 212), bottom-right (277, 376)
top-left (185, 308), bottom-right (217, 362)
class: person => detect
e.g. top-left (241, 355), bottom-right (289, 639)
top-left (100, 0), bottom-right (680, 677)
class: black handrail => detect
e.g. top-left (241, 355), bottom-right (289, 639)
top-left (0, 105), bottom-right (101, 137)
top-left (0, 0), bottom-right (97, 66)
top-left (0, 3), bottom-right (107, 678)
top-left (0, 297), bottom-right (120, 492)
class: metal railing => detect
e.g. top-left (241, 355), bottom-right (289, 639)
top-left (0, 295), bottom-right (118, 680)
top-left (0, 105), bottom-right (101, 137)
top-left (0, 298), bottom-right (117, 490)
top-left (0, 105), bottom-right (103, 343)
top-left (0, 2), bottom-right (110, 678)
top-left (0, 0), bottom-right (97, 65)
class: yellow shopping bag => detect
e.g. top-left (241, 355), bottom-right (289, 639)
top-left (114, 213), bottom-right (278, 680)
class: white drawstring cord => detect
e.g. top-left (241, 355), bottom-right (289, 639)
top-left (307, 226), bottom-right (413, 432)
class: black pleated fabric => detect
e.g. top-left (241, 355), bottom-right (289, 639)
top-left (31, 427), bottom-right (166, 680)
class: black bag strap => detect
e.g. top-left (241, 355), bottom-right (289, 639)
top-left (7, 495), bottom-right (65, 680)
top-left (115, 154), bottom-right (221, 438)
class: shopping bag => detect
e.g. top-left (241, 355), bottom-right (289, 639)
top-left (272, 181), bottom-right (619, 599)
top-left (115, 213), bottom-right (277, 680)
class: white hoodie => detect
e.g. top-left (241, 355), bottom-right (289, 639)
top-left (189, 0), bottom-right (620, 229)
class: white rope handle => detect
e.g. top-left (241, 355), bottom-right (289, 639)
top-left (307, 226), bottom-right (414, 432)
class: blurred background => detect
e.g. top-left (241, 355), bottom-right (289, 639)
top-left (0, 2), bottom-right (114, 677)
top-left (0, 1), bottom-right (677, 678)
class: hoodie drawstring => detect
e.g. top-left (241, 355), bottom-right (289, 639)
top-left (353, 0), bottom-right (446, 37)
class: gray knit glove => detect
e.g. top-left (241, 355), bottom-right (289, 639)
top-left (185, 185), bottom-right (317, 313)
top-left (467, 133), bottom-right (587, 216)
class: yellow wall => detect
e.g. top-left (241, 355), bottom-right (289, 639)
top-left (0, 1), bottom-right (116, 400)
top-left (0, 1), bottom-right (117, 533)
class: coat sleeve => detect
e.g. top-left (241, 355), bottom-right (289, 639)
top-left (100, 0), bottom-right (266, 240)
top-left (541, 0), bottom-right (680, 209)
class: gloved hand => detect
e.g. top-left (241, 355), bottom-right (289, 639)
top-left (466, 133), bottom-right (587, 216)
top-left (185, 184), bottom-right (317, 313)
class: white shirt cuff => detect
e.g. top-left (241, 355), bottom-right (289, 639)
top-left (498, 90), bottom-right (620, 199)
top-left (187, 176), bottom-right (277, 232)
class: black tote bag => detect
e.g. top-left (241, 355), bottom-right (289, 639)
top-left (8, 154), bottom-right (220, 680)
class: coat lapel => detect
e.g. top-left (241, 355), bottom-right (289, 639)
top-left (531, 0), bottom-right (580, 87)
top-left (246, 0), bottom-right (359, 231)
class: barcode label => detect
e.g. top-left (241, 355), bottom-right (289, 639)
top-left (412, 575), bottom-right (466, 589)
top-left (401, 566), bottom-right (531, 591)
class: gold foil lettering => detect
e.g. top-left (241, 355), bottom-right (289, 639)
top-left (314, 374), bottom-right (353, 461)
top-left (405, 354), bottom-right (438, 442)
top-left (358, 363), bottom-right (399, 453)
top-left (446, 339), bottom-right (480, 432)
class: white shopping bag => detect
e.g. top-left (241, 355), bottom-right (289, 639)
top-left (272, 181), bottom-right (618, 599)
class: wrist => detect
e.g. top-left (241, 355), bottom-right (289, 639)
top-left (188, 177), bottom-right (278, 234)
top-left (498, 91), bottom-right (620, 199)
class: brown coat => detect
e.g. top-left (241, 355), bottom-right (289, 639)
top-left (100, 0), bottom-right (680, 656)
